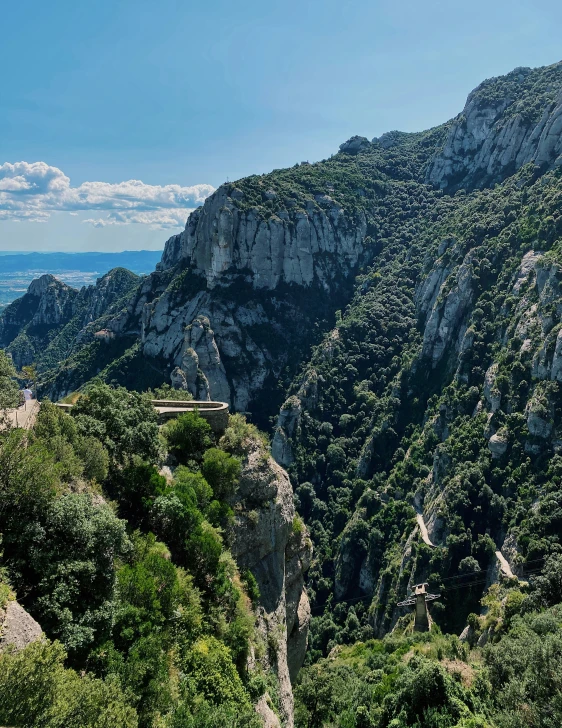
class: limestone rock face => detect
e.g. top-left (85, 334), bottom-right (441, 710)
top-left (272, 370), bottom-right (319, 468)
top-left (86, 158), bottom-right (368, 413)
top-left (26, 275), bottom-right (77, 326)
top-left (228, 437), bottom-right (311, 728)
top-left (139, 287), bottom-right (276, 411)
top-left (526, 408), bottom-right (553, 438)
top-left (181, 316), bottom-right (230, 403)
top-left (488, 432), bottom-right (509, 457)
top-left (335, 511), bottom-right (367, 600)
top-left (426, 63), bottom-right (562, 191)
top-left (158, 185), bottom-right (367, 291)
top-left (339, 135), bottom-right (371, 155)
top-left (483, 363), bottom-right (501, 412)
top-left (170, 366), bottom-right (188, 391)
top-left (272, 396), bottom-right (302, 467)
top-left (418, 251), bottom-right (475, 366)
top-left (0, 601), bottom-right (43, 652)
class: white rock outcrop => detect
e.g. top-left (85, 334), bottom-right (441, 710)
top-left (427, 63), bottom-right (562, 191)
top-left (228, 437), bottom-right (312, 728)
top-left (488, 432), bottom-right (508, 457)
top-left (418, 251), bottom-right (475, 366)
top-left (483, 363), bottom-right (501, 412)
top-left (158, 185), bottom-right (367, 291)
top-left (0, 600), bottom-right (43, 652)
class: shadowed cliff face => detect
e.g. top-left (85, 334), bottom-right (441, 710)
top-left (227, 430), bottom-right (312, 728)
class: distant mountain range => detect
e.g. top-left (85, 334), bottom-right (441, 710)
top-left (0, 250), bottom-right (162, 309)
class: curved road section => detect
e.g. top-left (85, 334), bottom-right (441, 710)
top-left (56, 399), bottom-right (230, 435)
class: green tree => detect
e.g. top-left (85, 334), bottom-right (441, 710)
top-left (201, 448), bottom-right (241, 500)
top-left (34, 401), bottom-right (110, 483)
top-left (0, 639), bottom-right (137, 728)
top-left (163, 411), bottom-right (213, 463)
top-left (107, 458), bottom-right (167, 527)
top-left (21, 363), bottom-right (38, 391)
top-left (0, 427), bottom-right (59, 529)
top-left (23, 494), bottom-right (130, 659)
top-left (148, 383), bottom-right (193, 401)
top-left (72, 384), bottom-right (160, 465)
top-left (181, 636), bottom-right (251, 707)
top-left (0, 349), bottom-right (19, 413)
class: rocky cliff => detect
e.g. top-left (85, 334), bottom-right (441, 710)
top-left (0, 600), bottom-right (43, 652)
top-left (227, 427), bottom-right (312, 727)
top-left (426, 62), bottom-right (562, 191)
top-left (3, 60), bottom-right (562, 658)
top-left (68, 168), bottom-right (376, 412)
top-left (158, 184), bottom-right (367, 290)
top-left (0, 581), bottom-right (43, 653)
top-left (0, 268), bottom-right (141, 371)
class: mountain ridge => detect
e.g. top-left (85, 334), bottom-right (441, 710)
top-left (3, 59), bottom-right (562, 658)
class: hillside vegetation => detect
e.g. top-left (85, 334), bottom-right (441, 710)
top-left (3, 61), bottom-right (562, 726)
top-left (0, 375), bottom-right (270, 726)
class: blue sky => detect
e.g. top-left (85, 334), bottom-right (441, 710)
top-left (1, 0), bottom-right (561, 252)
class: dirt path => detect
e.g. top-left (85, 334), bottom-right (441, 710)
top-left (3, 400), bottom-right (40, 430)
top-left (495, 550), bottom-right (515, 578)
top-left (416, 512), bottom-right (435, 547)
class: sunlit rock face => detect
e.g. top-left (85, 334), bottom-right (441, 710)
top-left (426, 63), bottom-right (562, 192)
top-left (158, 185), bottom-right (367, 290)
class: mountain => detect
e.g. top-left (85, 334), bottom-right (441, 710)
top-left (0, 250), bottom-right (162, 310)
top-left (0, 268), bottom-right (141, 372)
top-left (4, 61), bottom-right (562, 660)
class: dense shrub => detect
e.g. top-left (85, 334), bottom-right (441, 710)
top-left (163, 411), bottom-right (214, 463)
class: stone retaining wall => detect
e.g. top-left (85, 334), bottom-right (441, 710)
top-left (152, 400), bottom-right (229, 434)
top-left (55, 400), bottom-right (230, 435)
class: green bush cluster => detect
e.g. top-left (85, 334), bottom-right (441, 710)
top-left (0, 384), bottom-right (258, 727)
top-left (296, 601), bottom-right (562, 727)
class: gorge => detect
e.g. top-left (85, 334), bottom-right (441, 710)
top-left (3, 60), bottom-right (562, 727)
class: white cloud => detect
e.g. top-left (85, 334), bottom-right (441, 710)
top-left (83, 208), bottom-right (195, 228)
top-left (0, 161), bottom-right (215, 229)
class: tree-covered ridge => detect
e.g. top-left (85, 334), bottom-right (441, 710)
top-left (0, 385), bottom-right (272, 727)
top-left (278, 160), bottom-right (562, 653)
top-left (0, 267), bottom-right (141, 373)
top-left (296, 592), bottom-right (562, 728)
top-left (467, 61), bottom-right (562, 124)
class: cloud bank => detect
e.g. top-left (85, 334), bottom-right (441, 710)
top-left (0, 162), bottom-right (215, 229)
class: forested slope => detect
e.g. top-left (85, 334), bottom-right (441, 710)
top-left (3, 60), bottom-right (562, 727)
top-left (0, 375), bottom-right (309, 727)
